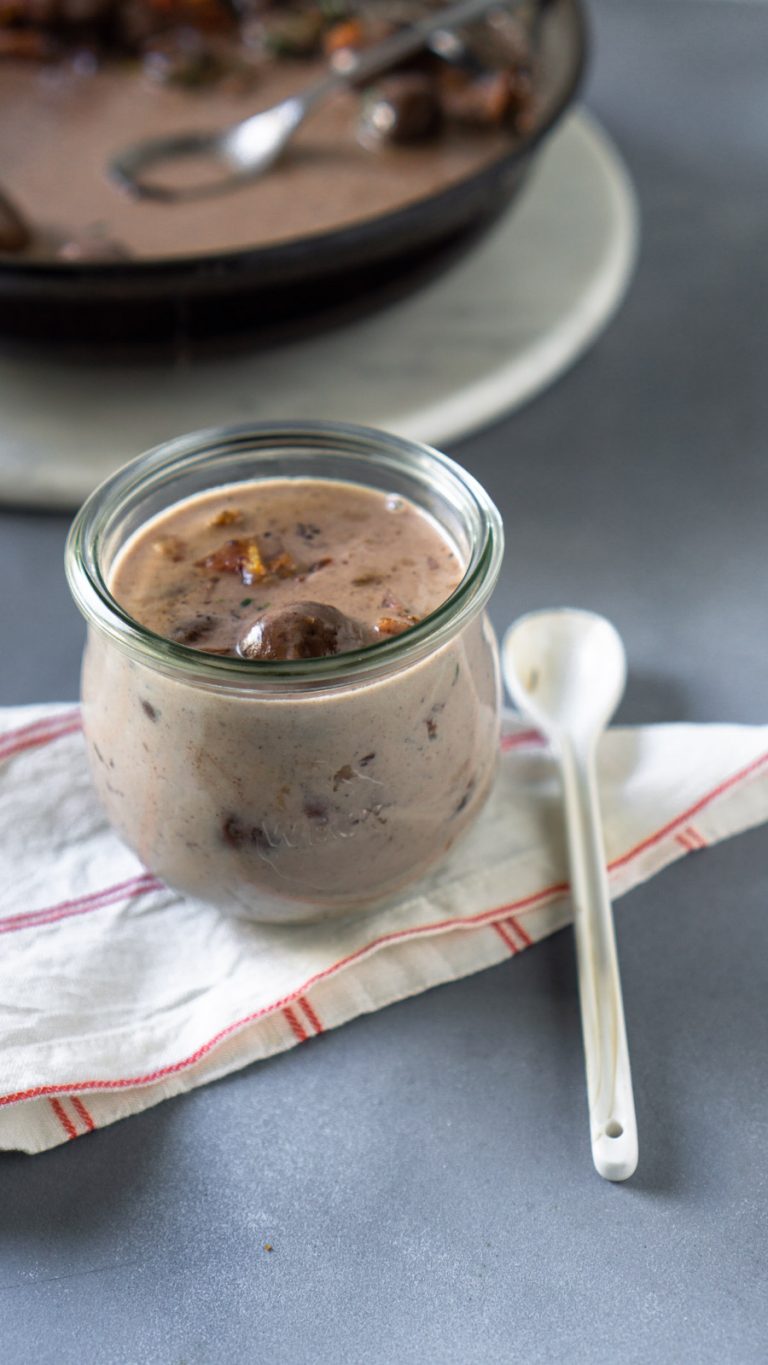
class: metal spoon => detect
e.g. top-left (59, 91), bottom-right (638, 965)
top-left (110, 0), bottom-right (511, 202)
top-left (502, 609), bottom-right (639, 1182)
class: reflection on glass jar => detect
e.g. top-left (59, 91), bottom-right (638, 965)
top-left (67, 423), bottom-right (504, 922)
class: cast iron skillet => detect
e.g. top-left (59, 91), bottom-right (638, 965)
top-left (0, 0), bottom-right (586, 351)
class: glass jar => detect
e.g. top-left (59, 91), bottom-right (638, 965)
top-left (66, 422), bottom-right (503, 923)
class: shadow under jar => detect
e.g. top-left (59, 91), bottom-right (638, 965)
top-left (66, 422), bottom-right (504, 923)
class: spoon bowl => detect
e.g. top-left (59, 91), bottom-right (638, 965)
top-left (503, 608), bottom-right (626, 744)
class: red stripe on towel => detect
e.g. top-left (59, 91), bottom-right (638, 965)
top-left (49, 1098), bottom-right (78, 1140)
top-left (283, 1007), bottom-right (308, 1043)
top-left (493, 921), bottom-right (518, 955)
top-left (297, 996), bottom-right (324, 1034)
top-left (0, 710), bottom-right (80, 750)
top-left (70, 1097), bottom-right (96, 1132)
top-left (676, 826), bottom-right (707, 852)
top-left (0, 715), bottom-right (82, 764)
top-left (500, 730), bottom-right (544, 752)
top-left (507, 914), bottom-right (533, 948)
top-left (0, 873), bottom-right (162, 936)
top-left (608, 749), bottom-right (768, 872)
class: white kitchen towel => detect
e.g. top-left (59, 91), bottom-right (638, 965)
top-left (0, 703), bottom-right (766, 1154)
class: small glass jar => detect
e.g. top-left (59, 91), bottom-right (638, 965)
top-left (66, 422), bottom-right (503, 923)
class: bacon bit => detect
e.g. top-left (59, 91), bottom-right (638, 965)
top-left (267, 550), bottom-right (299, 578)
top-left (359, 752), bottom-right (376, 767)
top-left (197, 537), bottom-right (266, 583)
top-left (380, 589), bottom-right (419, 624)
top-left (441, 70), bottom-right (528, 129)
top-left (323, 17), bottom-right (365, 55)
top-left (376, 616), bottom-right (409, 637)
top-left (375, 589), bottom-right (421, 635)
top-left (209, 507), bottom-right (242, 527)
top-left (325, 15), bottom-right (393, 57)
top-left (153, 535), bottom-right (187, 562)
top-left (199, 534), bottom-right (302, 585)
top-left (352, 572), bottom-right (384, 587)
top-left (297, 555), bottom-right (333, 583)
top-left (242, 543), bottom-right (268, 583)
top-left (426, 717), bottom-right (438, 740)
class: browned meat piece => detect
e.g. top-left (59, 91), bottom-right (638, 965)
top-left (238, 601), bottom-right (376, 660)
top-left (360, 71), bottom-right (442, 145)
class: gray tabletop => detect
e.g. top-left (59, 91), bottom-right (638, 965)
top-left (1, 3), bottom-right (767, 1361)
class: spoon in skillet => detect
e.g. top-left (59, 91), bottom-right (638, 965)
top-left (110, 0), bottom-right (516, 202)
top-left (502, 609), bottom-right (639, 1181)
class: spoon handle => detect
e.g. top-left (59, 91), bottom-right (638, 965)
top-left (328, 0), bottom-right (508, 91)
top-left (559, 737), bottom-right (638, 1181)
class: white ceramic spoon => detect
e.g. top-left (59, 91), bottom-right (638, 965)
top-left (502, 608), bottom-right (638, 1181)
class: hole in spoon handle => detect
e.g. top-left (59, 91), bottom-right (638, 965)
top-left (593, 1118), bottom-right (638, 1182)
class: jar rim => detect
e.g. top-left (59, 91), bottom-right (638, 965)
top-left (66, 420), bottom-right (504, 689)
